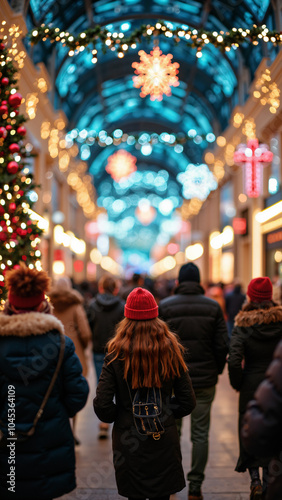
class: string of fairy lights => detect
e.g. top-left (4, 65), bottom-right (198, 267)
top-left (29, 22), bottom-right (282, 62)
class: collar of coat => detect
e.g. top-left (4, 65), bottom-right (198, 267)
top-left (174, 281), bottom-right (205, 295)
top-left (234, 305), bottom-right (282, 327)
top-left (0, 312), bottom-right (64, 337)
top-left (48, 288), bottom-right (83, 311)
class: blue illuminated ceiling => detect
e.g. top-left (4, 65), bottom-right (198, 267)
top-left (22, 0), bottom-right (275, 258)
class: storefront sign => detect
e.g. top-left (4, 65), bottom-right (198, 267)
top-left (233, 217), bottom-right (247, 235)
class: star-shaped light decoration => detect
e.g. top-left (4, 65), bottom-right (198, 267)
top-left (106, 150), bottom-right (137, 182)
top-left (132, 46), bottom-right (179, 101)
top-left (177, 163), bottom-right (218, 201)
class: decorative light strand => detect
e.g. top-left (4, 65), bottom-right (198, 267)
top-left (65, 128), bottom-right (218, 151)
top-left (28, 22), bottom-right (282, 63)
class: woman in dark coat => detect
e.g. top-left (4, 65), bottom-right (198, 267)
top-left (241, 339), bottom-right (282, 500)
top-left (228, 277), bottom-right (282, 500)
top-left (0, 265), bottom-right (89, 500)
top-left (94, 287), bottom-right (196, 500)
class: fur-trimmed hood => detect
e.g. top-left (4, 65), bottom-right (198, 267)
top-left (235, 305), bottom-right (282, 328)
top-left (0, 311), bottom-right (64, 337)
top-left (48, 288), bottom-right (83, 312)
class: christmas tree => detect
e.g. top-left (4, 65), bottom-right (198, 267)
top-left (0, 38), bottom-right (43, 304)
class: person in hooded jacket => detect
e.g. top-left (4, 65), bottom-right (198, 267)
top-left (88, 274), bottom-right (125, 437)
top-left (48, 276), bottom-right (91, 444)
top-left (241, 339), bottom-right (282, 500)
top-left (159, 262), bottom-right (228, 500)
top-left (94, 287), bottom-right (196, 500)
top-left (0, 265), bottom-right (89, 500)
top-left (228, 277), bottom-right (282, 500)
top-left (48, 277), bottom-right (91, 378)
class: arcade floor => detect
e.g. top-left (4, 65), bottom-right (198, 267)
top-left (59, 357), bottom-right (250, 500)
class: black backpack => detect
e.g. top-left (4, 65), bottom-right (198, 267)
top-left (127, 383), bottom-right (165, 440)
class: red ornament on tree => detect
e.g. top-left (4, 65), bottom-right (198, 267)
top-left (6, 125), bottom-right (12, 131)
top-left (1, 77), bottom-right (9, 86)
top-left (0, 126), bottom-right (7, 138)
top-left (0, 206), bottom-right (5, 215)
top-left (17, 126), bottom-right (26, 136)
top-left (9, 203), bottom-right (16, 212)
top-left (0, 104), bottom-right (8, 115)
top-left (0, 232), bottom-right (7, 241)
top-left (8, 92), bottom-right (22, 107)
top-left (8, 143), bottom-right (20, 154)
top-left (7, 161), bottom-right (19, 174)
top-left (0, 43), bottom-right (5, 50)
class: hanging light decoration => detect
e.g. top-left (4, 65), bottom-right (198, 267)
top-left (135, 200), bottom-right (157, 226)
top-left (106, 149), bottom-right (137, 182)
top-left (234, 139), bottom-right (273, 198)
top-left (132, 46), bottom-right (179, 101)
top-left (177, 164), bottom-right (218, 201)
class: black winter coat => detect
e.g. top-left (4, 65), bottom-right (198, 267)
top-left (0, 311), bottom-right (89, 500)
top-left (159, 281), bottom-right (229, 388)
top-left (88, 293), bottom-right (125, 353)
top-left (228, 304), bottom-right (282, 472)
top-left (94, 356), bottom-right (196, 498)
top-left (241, 340), bottom-right (282, 500)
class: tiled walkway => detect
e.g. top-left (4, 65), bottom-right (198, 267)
top-left (59, 359), bottom-right (250, 500)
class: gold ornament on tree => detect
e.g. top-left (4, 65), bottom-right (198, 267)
top-left (132, 46), bottom-right (179, 101)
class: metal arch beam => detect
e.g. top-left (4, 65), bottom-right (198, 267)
top-left (67, 81), bottom-right (221, 134)
top-left (65, 56), bottom-right (224, 130)
top-left (91, 151), bottom-right (188, 186)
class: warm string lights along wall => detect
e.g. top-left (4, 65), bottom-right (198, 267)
top-left (29, 22), bottom-right (282, 62)
top-left (253, 68), bottom-right (280, 114)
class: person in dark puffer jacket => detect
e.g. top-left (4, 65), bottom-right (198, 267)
top-left (87, 274), bottom-right (124, 438)
top-left (159, 263), bottom-right (228, 500)
top-left (0, 265), bottom-right (89, 500)
top-left (228, 277), bottom-right (282, 500)
top-left (241, 339), bottom-right (282, 500)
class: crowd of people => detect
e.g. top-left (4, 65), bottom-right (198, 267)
top-left (0, 262), bottom-right (281, 500)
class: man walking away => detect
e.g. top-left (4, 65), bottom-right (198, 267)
top-left (88, 275), bottom-right (125, 438)
top-left (159, 262), bottom-right (229, 500)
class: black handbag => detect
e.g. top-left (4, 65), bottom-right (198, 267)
top-left (127, 382), bottom-right (165, 440)
top-left (0, 333), bottom-right (65, 448)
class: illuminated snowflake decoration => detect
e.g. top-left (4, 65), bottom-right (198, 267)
top-left (106, 150), bottom-right (137, 182)
top-left (177, 163), bottom-right (218, 201)
top-left (132, 46), bottom-right (179, 101)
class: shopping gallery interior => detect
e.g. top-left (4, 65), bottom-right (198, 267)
top-left (1, 0), bottom-right (282, 294)
top-left (1, 1), bottom-right (282, 500)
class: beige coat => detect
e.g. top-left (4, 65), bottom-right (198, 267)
top-left (48, 288), bottom-right (91, 376)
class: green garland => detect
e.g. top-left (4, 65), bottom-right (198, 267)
top-left (28, 21), bottom-right (282, 59)
top-left (67, 128), bottom-right (217, 150)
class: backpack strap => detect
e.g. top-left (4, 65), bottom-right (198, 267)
top-left (24, 332), bottom-right (66, 437)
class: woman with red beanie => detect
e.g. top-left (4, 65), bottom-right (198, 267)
top-left (228, 277), bottom-right (282, 500)
top-left (94, 287), bottom-right (196, 500)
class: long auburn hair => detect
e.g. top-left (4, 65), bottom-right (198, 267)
top-left (107, 317), bottom-right (187, 388)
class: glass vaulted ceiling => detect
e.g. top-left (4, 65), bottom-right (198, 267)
top-left (21, 0), bottom-right (275, 262)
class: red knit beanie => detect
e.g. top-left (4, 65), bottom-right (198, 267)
top-left (247, 277), bottom-right (273, 302)
top-left (124, 287), bottom-right (158, 320)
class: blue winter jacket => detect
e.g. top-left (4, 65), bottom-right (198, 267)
top-left (0, 311), bottom-right (89, 500)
